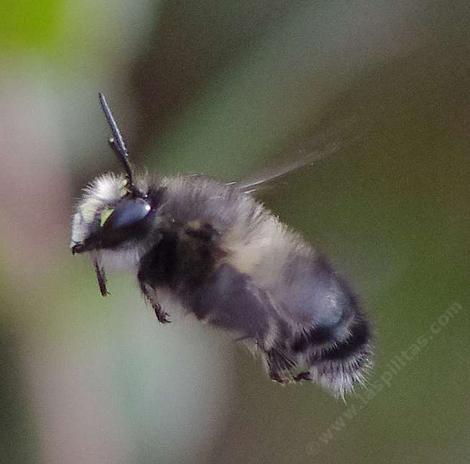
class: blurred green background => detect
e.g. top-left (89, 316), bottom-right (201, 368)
top-left (0, 1), bottom-right (469, 463)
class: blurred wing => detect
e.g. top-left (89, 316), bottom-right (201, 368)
top-left (237, 142), bottom-right (340, 193)
top-left (236, 117), bottom-right (360, 193)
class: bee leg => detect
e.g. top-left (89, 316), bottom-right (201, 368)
top-left (294, 371), bottom-right (312, 382)
top-left (153, 302), bottom-right (171, 324)
top-left (93, 259), bottom-right (109, 296)
top-left (269, 370), bottom-right (289, 384)
top-left (139, 281), bottom-right (171, 324)
top-left (265, 349), bottom-right (291, 384)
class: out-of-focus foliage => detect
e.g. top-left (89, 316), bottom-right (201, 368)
top-left (0, 1), bottom-right (469, 463)
top-left (0, 0), bottom-right (63, 50)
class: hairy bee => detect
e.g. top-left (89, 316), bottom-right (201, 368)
top-left (71, 94), bottom-right (372, 396)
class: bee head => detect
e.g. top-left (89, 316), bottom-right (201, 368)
top-left (71, 94), bottom-right (160, 260)
top-left (70, 174), bottom-right (157, 255)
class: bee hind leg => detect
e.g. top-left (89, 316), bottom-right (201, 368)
top-left (265, 348), bottom-right (294, 384)
top-left (293, 371), bottom-right (312, 382)
top-left (269, 370), bottom-right (290, 384)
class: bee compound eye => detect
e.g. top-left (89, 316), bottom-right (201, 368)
top-left (102, 198), bottom-right (151, 233)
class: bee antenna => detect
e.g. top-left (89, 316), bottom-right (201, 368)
top-left (98, 92), bottom-right (135, 191)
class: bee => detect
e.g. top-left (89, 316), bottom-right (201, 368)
top-left (71, 93), bottom-right (372, 396)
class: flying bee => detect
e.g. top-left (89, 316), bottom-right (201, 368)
top-left (71, 93), bottom-right (372, 396)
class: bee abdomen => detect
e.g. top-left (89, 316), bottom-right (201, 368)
top-left (265, 263), bottom-right (373, 395)
top-left (264, 312), bottom-right (372, 395)
top-left (284, 254), bottom-right (372, 394)
top-left (302, 313), bottom-right (372, 395)
top-left (312, 314), bottom-right (371, 362)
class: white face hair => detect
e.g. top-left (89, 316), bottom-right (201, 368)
top-left (71, 173), bottom-right (154, 272)
top-left (71, 173), bottom-right (126, 246)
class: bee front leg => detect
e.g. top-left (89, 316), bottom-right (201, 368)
top-left (138, 279), bottom-right (171, 324)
